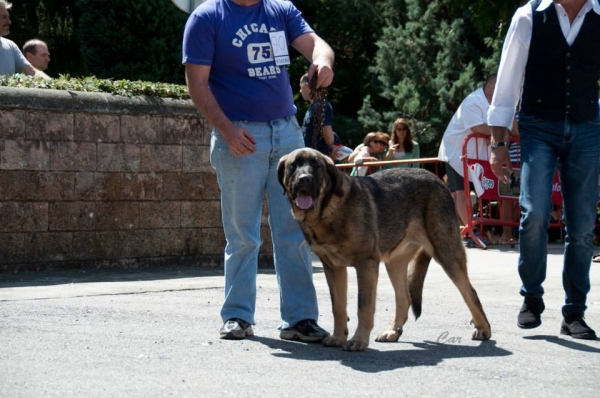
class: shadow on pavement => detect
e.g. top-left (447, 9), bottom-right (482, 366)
top-left (249, 336), bottom-right (512, 372)
top-left (523, 335), bottom-right (600, 352)
top-left (0, 265), bottom-right (226, 288)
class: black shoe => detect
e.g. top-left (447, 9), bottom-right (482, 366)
top-left (219, 318), bottom-right (254, 340)
top-left (280, 319), bottom-right (329, 342)
top-left (517, 296), bottom-right (545, 329)
top-left (560, 314), bottom-right (597, 340)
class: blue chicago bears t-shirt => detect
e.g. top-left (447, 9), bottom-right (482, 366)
top-left (182, 0), bottom-right (313, 122)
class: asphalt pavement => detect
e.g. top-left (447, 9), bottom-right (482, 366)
top-left (1, 244), bottom-right (599, 398)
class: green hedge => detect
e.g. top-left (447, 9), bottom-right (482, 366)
top-left (0, 74), bottom-right (189, 100)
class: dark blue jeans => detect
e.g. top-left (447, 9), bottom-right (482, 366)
top-left (518, 113), bottom-right (600, 316)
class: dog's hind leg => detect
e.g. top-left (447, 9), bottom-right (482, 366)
top-left (321, 264), bottom-right (349, 348)
top-left (433, 244), bottom-right (492, 341)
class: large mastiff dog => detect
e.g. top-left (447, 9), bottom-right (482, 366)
top-left (278, 148), bottom-right (491, 351)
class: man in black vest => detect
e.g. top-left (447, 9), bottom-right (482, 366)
top-left (488, 0), bottom-right (600, 340)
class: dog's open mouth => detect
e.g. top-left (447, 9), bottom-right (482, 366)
top-left (293, 193), bottom-right (315, 210)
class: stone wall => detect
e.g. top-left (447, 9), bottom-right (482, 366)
top-left (0, 87), bottom-right (272, 272)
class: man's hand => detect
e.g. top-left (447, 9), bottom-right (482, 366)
top-left (222, 125), bottom-right (256, 157)
top-left (293, 33), bottom-right (335, 88)
top-left (308, 62), bottom-right (334, 88)
top-left (490, 147), bottom-right (511, 184)
top-left (489, 126), bottom-right (511, 184)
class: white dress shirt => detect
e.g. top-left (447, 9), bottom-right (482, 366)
top-left (438, 87), bottom-right (490, 178)
top-left (487, 0), bottom-right (600, 128)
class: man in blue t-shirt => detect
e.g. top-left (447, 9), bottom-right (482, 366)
top-left (182, 0), bottom-right (334, 342)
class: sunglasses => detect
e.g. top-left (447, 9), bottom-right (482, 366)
top-left (372, 140), bottom-right (388, 145)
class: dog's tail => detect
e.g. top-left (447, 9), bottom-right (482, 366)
top-left (408, 249), bottom-right (431, 320)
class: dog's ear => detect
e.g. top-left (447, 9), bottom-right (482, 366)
top-left (326, 159), bottom-right (344, 197)
top-left (277, 154), bottom-right (289, 193)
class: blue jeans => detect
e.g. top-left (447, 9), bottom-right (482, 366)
top-left (210, 117), bottom-right (319, 328)
top-left (518, 113), bottom-right (600, 316)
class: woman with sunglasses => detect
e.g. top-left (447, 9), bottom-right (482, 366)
top-left (383, 118), bottom-right (420, 168)
top-left (351, 131), bottom-right (390, 176)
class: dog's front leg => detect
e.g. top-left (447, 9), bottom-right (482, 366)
top-left (344, 262), bottom-right (379, 352)
top-left (322, 264), bottom-right (348, 348)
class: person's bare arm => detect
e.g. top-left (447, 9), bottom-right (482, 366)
top-left (469, 124), bottom-right (491, 135)
top-left (20, 64), bottom-right (50, 80)
top-left (321, 125), bottom-right (334, 146)
top-left (291, 33), bottom-right (334, 88)
top-left (489, 126), bottom-right (512, 184)
top-left (185, 63), bottom-right (255, 156)
top-left (511, 117), bottom-right (520, 138)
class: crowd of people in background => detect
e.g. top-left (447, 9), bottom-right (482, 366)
top-left (0, 0), bottom-right (49, 79)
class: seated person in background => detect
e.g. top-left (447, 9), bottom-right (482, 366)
top-left (299, 72), bottom-right (335, 158)
top-left (23, 39), bottom-right (50, 72)
top-left (0, 1), bottom-right (49, 79)
top-left (383, 118), bottom-right (420, 168)
top-left (351, 131), bottom-right (390, 176)
top-left (438, 74), bottom-right (497, 226)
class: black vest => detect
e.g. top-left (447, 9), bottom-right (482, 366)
top-left (521, 0), bottom-right (600, 122)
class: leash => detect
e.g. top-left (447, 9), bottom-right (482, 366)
top-left (309, 73), bottom-right (328, 150)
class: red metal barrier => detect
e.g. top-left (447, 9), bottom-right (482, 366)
top-left (461, 133), bottom-right (565, 249)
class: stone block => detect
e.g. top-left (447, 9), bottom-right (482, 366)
top-left (90, 172), bottom-right (163, 201)
top-left (182, 145), bottom-right (212, 173)
top-left (140, 201), bottom-right (181, 229)
top-left (120, 115), bottom-right (162, 144)
top-left (74, 113), bottom-right (119, 143)
top-left (27, 172), bottom-right (74, 201)
top-left (74, 172), bottom-right (99, 200)
top-left (1, 140), bottom-right (51, 170)
top-left (25, 112), bottom-right (74, 141)
top-left (98, 143), bottom-right (141, 172)
top-left (95, 202), bottom-right (140, 230)
top-left (181, 201), bottom-right (221, 228)
top-left (71, 231), bottom-right (120, 260)
top-left (0, 202), bottom-right (48, 232)
top-left (51, 141), bottom-right (97, 171)
top-left (158, 229), bottom-right (202, 256)
top-left (49, 202), bottom-right (96, 231)
top-left (0, 170), bottom-right (28, 200)
top-left (202, 172), bottom-right (220, 200)
top-left (23, 232), bottom-right (72, 262)
top-left (0, 233), bottom-right (25, 263)
top-left (260, 225), bottom-right (273, 253)
top-left (140, 145), bottom-right (182, 172)
top-left (118, 229), bottom-right (162, 257)
top-left (164, 116), bottom-right (206, 145)
top-left (201, 228), bottom-right (225, 255)
top-left (162, 173), bottom-right (205, 200)
top-left (0, 109), bottom-right (27, 139)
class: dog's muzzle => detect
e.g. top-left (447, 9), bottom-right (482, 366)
top-left (291, 173), bottom-right (317, 210)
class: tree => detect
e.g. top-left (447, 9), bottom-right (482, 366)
top-left (78, 0), bottom-right (188, 84)
top-left (358, 0), bottom-right (503, 156)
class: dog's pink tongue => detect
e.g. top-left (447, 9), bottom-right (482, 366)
top-left (294, 194), bottom-right (314, 210)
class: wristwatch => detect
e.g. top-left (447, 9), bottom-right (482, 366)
top-left (490, 141), bottom-right (506, 151)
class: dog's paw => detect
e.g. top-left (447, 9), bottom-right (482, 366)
top-left (472, 327), bottom-right (492, 341)
top-left (322, 334), bottom-right (346, 347)
top-left (375, 328), bottom-right (402, 343)
top-left (342, 339), bottom-right (369, 352)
